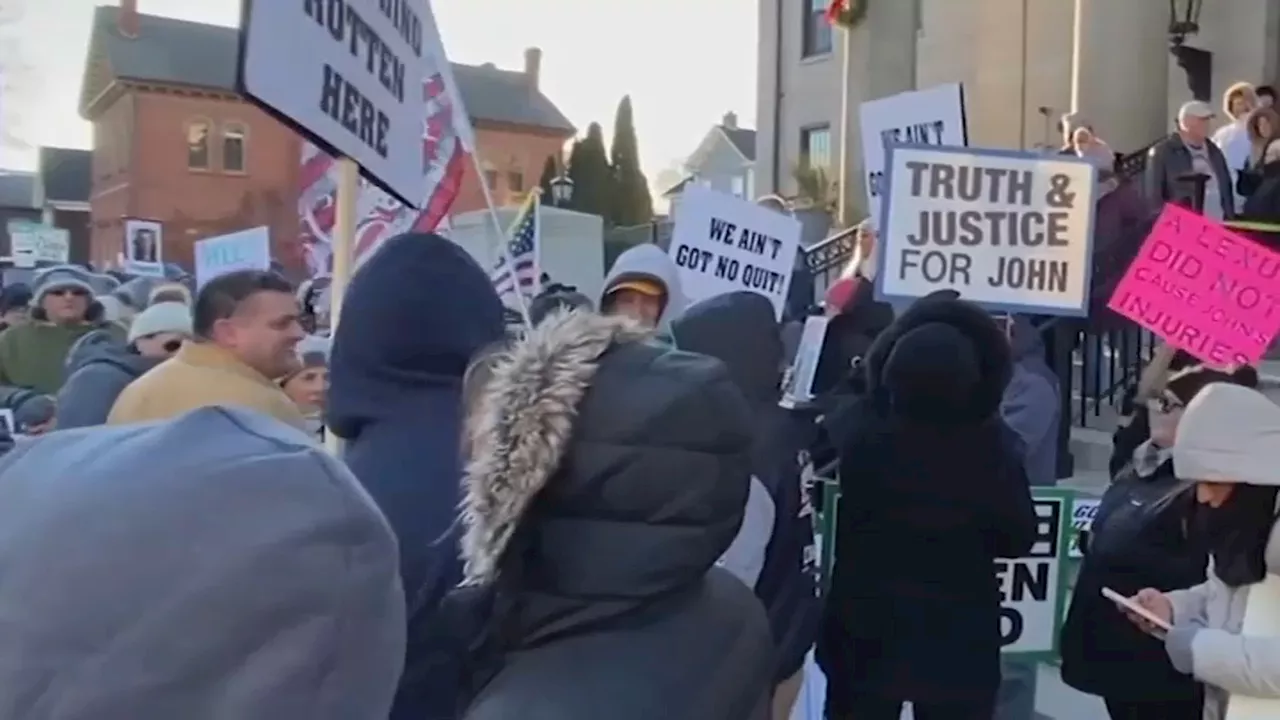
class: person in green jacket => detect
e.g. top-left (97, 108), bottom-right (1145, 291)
top-left (0, 265), bottom-right (123, 395)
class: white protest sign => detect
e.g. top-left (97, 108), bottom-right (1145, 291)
top-left (10, 225), bottom-right (69, 267)
top-left (780, 315), bottom-right (829, 408)
top-left (1069, 496), bottom-right (1100, 559)
top-left (668, 185), bottom-right (801, 318)
top-left (123, 218), bottom-right (166, 277)
top-left (998, 494), bottom-right (1069, 657)
top-left (860, 82), bottom-right (967, 229)
top-left (876, 145), bottom-right (1097, 316)
top-left (195, 226), bottom-right (272, 288)
top-left (240, 0), bottom-right (432, 206)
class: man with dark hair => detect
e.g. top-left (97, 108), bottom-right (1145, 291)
top-left (1257, 84), bottom-right (1276, 107)
top-left (108, 270), bottom-right (308, 429)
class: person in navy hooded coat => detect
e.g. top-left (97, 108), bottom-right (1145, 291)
top-left (327, 232), bottom-right (506, 720)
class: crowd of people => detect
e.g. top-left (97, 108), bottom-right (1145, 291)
top-left (0, 83), bottom-right (1279, 720)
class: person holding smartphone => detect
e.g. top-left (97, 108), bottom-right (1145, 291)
top-left (1125, 383), bottom-right (1280, 720)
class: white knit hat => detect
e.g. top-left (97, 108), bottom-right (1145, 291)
top-left (1174, 383), bottom-right (1280, 486)
top-left (127, 302), bottom-right (193, 344)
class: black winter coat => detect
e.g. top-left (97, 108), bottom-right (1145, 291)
top-left (1059, 460), bottom-right (1206, 702)
top-left (817, 298), bottom-right (1037, 711)
top-left (459, 312), bottom-right (775, 720)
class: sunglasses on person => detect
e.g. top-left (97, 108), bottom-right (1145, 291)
top-left (46, 287), bottom-right (88, 298)
top-left (1147, 393), bottom-right (1185, 415)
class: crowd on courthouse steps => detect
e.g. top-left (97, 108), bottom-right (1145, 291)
top-left (1, 81), bottom-right (1280, 720)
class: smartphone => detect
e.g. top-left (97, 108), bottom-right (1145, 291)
top-left (1102, 587), bottom-right (1172, 631)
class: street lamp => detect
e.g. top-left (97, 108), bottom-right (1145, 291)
top-left (1168, 0), bottom-right (1203, 47)
top-left (1167, 0), bottom-right (1209, 101)
top-left (549, 174), bottom-right (574, 207)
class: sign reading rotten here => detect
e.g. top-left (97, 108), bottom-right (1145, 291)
top-left (239, 0), bottom-right (431, 207)
top-left (668, 185), bottom-right (801, 319)
top-left (876, 145), bottom-right (1097, 316)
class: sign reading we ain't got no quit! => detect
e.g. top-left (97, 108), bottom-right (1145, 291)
top-left (1108, 204), bottom-right (1280, 366)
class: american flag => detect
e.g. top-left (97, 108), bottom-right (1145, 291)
top-left (490, 194), bottom-right (540, 298)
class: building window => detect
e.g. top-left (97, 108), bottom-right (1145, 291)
top-left (508, 171), bottom-right (524, 193)
top-left (186, 120), bottom-right (211, 170)
top-left (800, 125), bottom-right (832, 170)
top-left (483, 169), bottom-right (499, 191)
top-left (802, 0), bottom-right (833, 57)
top-left (222, 123), bottom-right (247, 173)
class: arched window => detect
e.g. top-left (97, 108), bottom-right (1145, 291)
top-left (186, 119), bottom-right (211, 170)
top-left (222, 122), bottom-right (247, 173)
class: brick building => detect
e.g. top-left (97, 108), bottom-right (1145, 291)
top-left (80, 1), bottom-right (574, 273)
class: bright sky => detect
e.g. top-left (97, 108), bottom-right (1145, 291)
top-left (1, 0), bottom-right (757, 193)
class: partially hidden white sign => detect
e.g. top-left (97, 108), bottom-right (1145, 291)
top-left (667, 185), bottom-right (801, 319)
top-left (876, 145), bottom-right (1097, 316)
top-left (195, 226), bottom-right (272, 287)
top-left (10, 225), bottom-right (69, 267)
top-left (859, 82), bottom-right (967, 230)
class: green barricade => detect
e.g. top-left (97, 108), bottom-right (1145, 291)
top-left (813, 479), bottom-right (1075, 660)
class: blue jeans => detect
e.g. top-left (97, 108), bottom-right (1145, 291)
top-left (994, 657), bottom-right (1038, 720)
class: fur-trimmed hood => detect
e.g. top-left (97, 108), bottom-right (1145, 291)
top-left (460, 309), bottom-right (754, 607)
top-left (864, 295), bottom-right (1012, 424)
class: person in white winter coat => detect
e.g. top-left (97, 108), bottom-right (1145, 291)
top-left (1127, 383), bottom-right (1280, 720)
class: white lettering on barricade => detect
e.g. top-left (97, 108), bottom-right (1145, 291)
top-left (667, 185), bottom-right (801, 319)
top-left (997, 492), bottom-right (1071, 658)
top-left (876, 145), bottom-right (1098, 317)
top-left (240, 0), bottom-right (432, 207)
top-left (1069, 497), bottom-right (1100, 559)
top-left (859, 83), bottom-right (968, 229)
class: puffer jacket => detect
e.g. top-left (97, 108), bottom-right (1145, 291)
top-left (458, 310), bottom-right (775, 720)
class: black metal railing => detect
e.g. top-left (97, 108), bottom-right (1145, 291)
top-left (798, 140), bottom-right (1160, 478)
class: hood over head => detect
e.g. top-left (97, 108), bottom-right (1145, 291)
top-left (600, 244), bottom-right (686, 327)
top-left (460, 310), bottom-right (753, 627)
top-left (0, 406), bottom-right (405, 719)
top-left (111, 277), bottom-right (156, 312)
top-left (0, 385), bottom-right (55, 431)
top-left (671, 291), bottom-right (783, 405)
top-left (1174, 383), bottom-right (1280, 486)
top-left (865, 294), bottom-right (1012, 425)
top-left (30, 265), bottom-right (114, 323)
top-left (64, 328), bottom-right (157, 379)
top-left (327, 232), bottom-right (505, 438)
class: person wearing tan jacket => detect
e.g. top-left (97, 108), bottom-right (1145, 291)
top-left (108, 270), bottom-right (308, 431)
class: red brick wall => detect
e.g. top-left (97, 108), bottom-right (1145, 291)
top-left (453, 126), bottom-right (570, 213)
top-left (91, 87), bottom-right (569, 273)
top-left (90, 89), bottom-right (302, 271)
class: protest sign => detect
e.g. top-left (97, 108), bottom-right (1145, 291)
top-left (859, 83), bottom-right (968, 230)
top-left (780, 316), bottom-right (830, 408)
top-left (1069, 496), bottom-right (1100, 559)
top-left (195, 226), bottom-right (272, 288)
top-left (9, 224), bottom-right (69, 267)
top-left (668, 185), bottom-right (801, 318)
top-left (1108, 204), bottom-right (1280, 366)
top-left (876, 145), bottom-right (1097, 316)
top-left (998, 490), bottom-right (1071, 658)
top-left (239, 0), bottom-right (434, 206)
top-left (122, 218), bottom-right (165, 277)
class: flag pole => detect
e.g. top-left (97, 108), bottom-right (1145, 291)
top-left (469, 153), bottom-right (532, 328)
top-left (324, 155), bottom-right (359, 456)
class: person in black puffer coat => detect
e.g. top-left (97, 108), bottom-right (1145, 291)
top-left (456, 310), bottom-right (775, 720)
top-left (1060, 363), bottom-right (1254, 720)
top-left (818, 294), bottom-right (1037, 720)
top-left (672, 291), bottom-right (821, 719)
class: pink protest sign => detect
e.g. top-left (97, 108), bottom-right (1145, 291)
top-left (1108, 204), bottom-right (1280, 365)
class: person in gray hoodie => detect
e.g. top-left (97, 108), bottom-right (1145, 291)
top-left (56, 301), bottom-right (193, 429)
top-left (599, 243), bottom-right (687, 338)
top-left (0, 406), bottom-right (405, 720)
top-left (995, 315), bottom-right (1062, 720)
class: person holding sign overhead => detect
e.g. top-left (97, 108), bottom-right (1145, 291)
top-left (1125, 383), bottom-right (1280, 720)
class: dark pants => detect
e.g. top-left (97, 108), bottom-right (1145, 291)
top-left (1104, 696), bottom-right (1202, 720)
top-left (830, 695), bottom-right (995, 720)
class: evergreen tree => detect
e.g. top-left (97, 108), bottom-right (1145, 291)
top-left (608, 95), bottom-right (655, 226)
top-left (538, 155), bottom-right (558, 205)
top-left (567, 123), bottom-right (613, 219)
